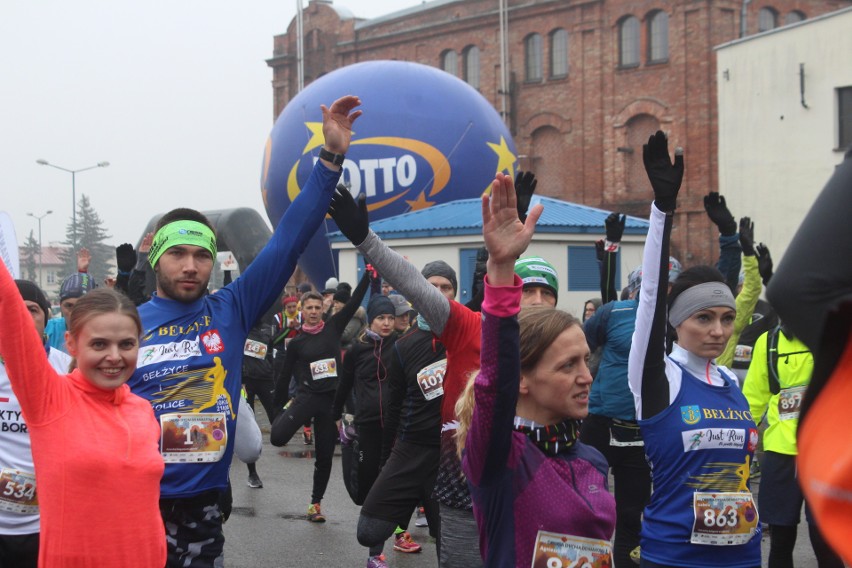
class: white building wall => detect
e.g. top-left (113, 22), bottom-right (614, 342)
top-left (333, 234), bottom-right (646, 317)
top-left (716, 7), bottom-right (852, 264)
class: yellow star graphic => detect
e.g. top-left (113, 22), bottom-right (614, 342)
top-left (487, 136), bottom-right (517, 178)
top-left (302, 122), bottom-right (325, 154)
top-left (302, 122), bottom-right (356, 154)
top-left (405, 191), bottom-right (435, 211)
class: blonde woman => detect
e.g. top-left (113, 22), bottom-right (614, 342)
top-left (458, 173), bottom-right (615, 567)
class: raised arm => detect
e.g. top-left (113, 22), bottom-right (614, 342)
top-left (329, 185), bottom-right (452, 335)
top-left (331, 272), bottom-right (370, 330)
top-left (463, 173), bottom-right (543, 486)
top-left (704, 191), bottom-right (742, 292)
top-left (600, 212), bottom-right (626, 304)
top-left (229, 95), bottom-right (362, 329)
top-left (627, 131), bottom-right (683, 421)
top-left (0, 262), bottom-right (66, 424)
top-left (717, 219), bottom-right (762, 368)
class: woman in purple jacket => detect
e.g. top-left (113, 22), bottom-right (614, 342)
top-left (458, 173), bottom-right (616, 568)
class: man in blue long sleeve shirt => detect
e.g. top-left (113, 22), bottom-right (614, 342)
top-left (127, 95), bottom-right (362, 568)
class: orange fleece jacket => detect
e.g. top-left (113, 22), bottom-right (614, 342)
top-left (0, 262), bottom-right (165, 567)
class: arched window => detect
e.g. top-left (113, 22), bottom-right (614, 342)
top-left (525, 33), bottom-right (543, 81)
top-left (784, 10), bottom-right (805, 25)
top-left (647, 11), bottom-right (669, 63)
top-left (441, 50), bottom-right (458, 76)
top-left (625, 114), bottom-right (662, 194)
top-left (463, 45), bottom-right (480, 89)
top-left (619, 16), bottom-right (640, 67)
top-left (550, 28), bottom-right (569, 78)
top-left (758, 7), bottom-right (778, 32)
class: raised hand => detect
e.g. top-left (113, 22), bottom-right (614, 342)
top-left (643, 131), bottom-right (684, 213)
top-left (739, 217), bottom-right (755, 256)
top-left (76, 247), bottom-right (91, 273)
top-left (703, 192), bottom-right (737, 236)
top-left (328, 184), bottom-right (369, 246)
top-left (605, 212), bottom-right (627, 244)
top-left (756, 243), bottom-right (773, 286)
top-left (320, 95), bottom-right (363, 157)
top-left (514, 171), bottom-right (538, 223)
top-left (116, 243), bottom-right (136, 273)
top-left (139, 232), bottom-right (154, 254)
top-left (482, 173), bottom-right (543, 285)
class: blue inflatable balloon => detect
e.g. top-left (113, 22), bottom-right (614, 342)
top-left (261, 60), bottom-right (518, 286)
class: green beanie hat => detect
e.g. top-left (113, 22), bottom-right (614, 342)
top-left (514, 257), bottom-right (559, 301)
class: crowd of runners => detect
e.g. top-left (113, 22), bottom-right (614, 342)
top-left (0, 94), bottom-right (850, 568)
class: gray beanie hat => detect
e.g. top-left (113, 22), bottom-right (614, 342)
top-left (421, 261), bottom-right (457, 298)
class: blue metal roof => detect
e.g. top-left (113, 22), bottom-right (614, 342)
top-left (328, 196), bottom-right (650, 242)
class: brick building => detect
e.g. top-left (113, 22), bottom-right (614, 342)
top-left (268, 0), bottom-right (849, 266)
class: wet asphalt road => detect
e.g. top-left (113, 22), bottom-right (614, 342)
top-left (223, 415), bottom-right (821, 567)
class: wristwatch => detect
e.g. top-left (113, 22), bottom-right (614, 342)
top-left (319, 147), bottom-right (346, 166)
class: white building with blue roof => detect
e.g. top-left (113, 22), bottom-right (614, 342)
top-left (328, 195), bottom-right (650, 315)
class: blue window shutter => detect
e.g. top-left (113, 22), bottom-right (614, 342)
top-left (458, 248), bottom-right (479, 305)
top-left (567, 246), bottom-right (620, 292)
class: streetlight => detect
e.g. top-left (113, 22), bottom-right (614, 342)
top-left (27, 210), bottom-right (53, 288)
top-left (36, 159), bottom-right (109, 251)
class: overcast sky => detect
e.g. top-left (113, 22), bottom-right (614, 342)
top-left (0, 0), bottom-right (425, 250)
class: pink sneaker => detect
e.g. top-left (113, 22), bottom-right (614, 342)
top-left (393, 531), bottom-right (422, 553)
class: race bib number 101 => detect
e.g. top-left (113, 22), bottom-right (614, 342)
top-left (416, 359), bottom-right (447, 401)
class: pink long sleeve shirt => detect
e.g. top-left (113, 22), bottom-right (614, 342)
top-left (0, 263), bottom-right (165, 567)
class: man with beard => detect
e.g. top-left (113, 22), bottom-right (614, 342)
top-left (127, 94), bottom-right (362, 568)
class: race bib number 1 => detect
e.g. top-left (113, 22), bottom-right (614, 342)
top-left (417, 359), bottom-right (447, 401)
top-left (691, 491), bottom-right (759, 545)
top-left (310, 358), bottom-right (337, 380)
top-left (160, 413), bottom-right (228, 463)
top-left (0, 468), bottom-right (38, 514)
top-left (531, 531), bottom-right (612, 568)
top-left (778, 386), bottom-right (806, 421)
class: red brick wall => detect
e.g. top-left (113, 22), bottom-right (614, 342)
top-left (269, 0), bottom-right (850, 266)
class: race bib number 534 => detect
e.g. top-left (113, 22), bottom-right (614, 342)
top-left (0, 469), bottom-right (37, 514)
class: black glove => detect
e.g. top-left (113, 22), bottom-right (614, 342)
top-left (703, 192), bottom-right (737, 236)
top-left (739, 217), bottom-right (755, 256)
top-left (115, 243), bottom-right (136, 273)
top-left (643, 131), bottom-right (684, 213)
top-left (514, 171), bottom-right (537, 223)
top-left (605, 213), bottom-right (626, 243)
top-left (756, 243), bottom-right (773, 286)
top-left (471, 247), bottom-right (488, 296)
top-left (594, 239), bottom-right (605, 263)
top-left (328, 184), bottom-right (369, 246)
